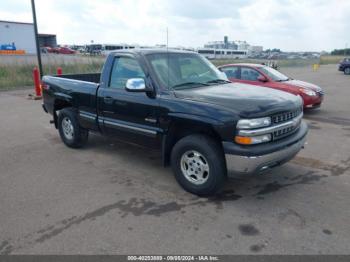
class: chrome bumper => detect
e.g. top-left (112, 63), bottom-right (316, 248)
top-left (225, 135), bottom-right (306, 176)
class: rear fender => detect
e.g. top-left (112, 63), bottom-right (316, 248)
top-left (52, 93), bottom-right (74, 128)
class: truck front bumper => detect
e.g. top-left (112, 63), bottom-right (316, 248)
top-left (223, 121), bottom-right (308, 176)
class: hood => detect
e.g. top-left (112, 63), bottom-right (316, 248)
top-left (284, 79), bottom-right (322, 92)
top-left (174, 83), bottom-right (302, 118)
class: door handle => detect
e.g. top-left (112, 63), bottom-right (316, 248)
top-left (104, 96), bottom-right (113, 104)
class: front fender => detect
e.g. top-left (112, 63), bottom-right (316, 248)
top-left (167, 112), bottom-right (224, 126)
top-left (161, 112), bottom-right (228, 166)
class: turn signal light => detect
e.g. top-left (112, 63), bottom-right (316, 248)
top-left (235, 136), bottom-right (252, 145)
top-left (235, 134), bottom-right (272, 145)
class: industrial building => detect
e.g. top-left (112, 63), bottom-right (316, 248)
top-left (249, 45), bottom-right (264, 53)
top-left (204, 36), bottom-right (238, 50)
top-left (38, 33), bottom-right (57, 48)
top-left (235, 40), bottom-right (250, 51)
top-left (204, 36), bottom-right (263, 54)
top-left (0, 20), bottom-right (57, 54)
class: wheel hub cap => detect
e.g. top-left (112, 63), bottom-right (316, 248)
top-left (62, 117), bottom-right (74, 140)
top-left (180, 150), bottom-right (210, 185)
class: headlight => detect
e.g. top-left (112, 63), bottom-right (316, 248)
top-left (235, 134), bottom-right (271, 145)
top-left (299, 88), bottom-right (316, 96)
top-left (237, 117), bottom-right (271, 129)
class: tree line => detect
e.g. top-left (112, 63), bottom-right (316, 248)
top-left (331, 48), bottom-right (350, 55)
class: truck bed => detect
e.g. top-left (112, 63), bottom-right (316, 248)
top-left (56, 73), bottom-right (101, 83)
top-left (42, 73), bottom-right (101, 122)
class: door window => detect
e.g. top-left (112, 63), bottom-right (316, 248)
top-left (220, 66), bottom-right (239, 79)
top-left (241, 67), bottom-right (262, 81)
top-left (109, 57), bottom-right (145, 89)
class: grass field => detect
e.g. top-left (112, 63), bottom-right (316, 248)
top-left (0, 54), bottom-right (346, 90)
top-left (319, 55), bottom-right (345, 65)
top-left (0, 55), bottom-right (104, 90)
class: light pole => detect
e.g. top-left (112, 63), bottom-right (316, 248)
top-left (31, 0), bottom-right (43, 78)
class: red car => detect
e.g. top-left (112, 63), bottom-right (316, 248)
top-left (218, 63), bottom-right (324, 109)
top-left (57, 47), bottom-right (76, 54)
top-left (44, 46), bottom-right (75, 54)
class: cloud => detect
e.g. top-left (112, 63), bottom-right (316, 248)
top-left (161, 0), bottom-right (251, 19)
top-left (1, 0), bottom-right (349, 51)
top-left (238, 0), bottom-right (350, 51)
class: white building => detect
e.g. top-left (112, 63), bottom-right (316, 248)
top-left (249, 45), bottom-right (263, 53)
top-left (0, 20), bottom-right (36, 54)
top-left (235, 40), bottom-right (250, 51)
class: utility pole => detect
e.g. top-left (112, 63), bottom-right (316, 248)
top-left (31, 0), bottom-right (43, 78)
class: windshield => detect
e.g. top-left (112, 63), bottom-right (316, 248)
top-left (258, 66), bottom-right (289, 81)
top-left (147, 53), bottom-right (228, 90)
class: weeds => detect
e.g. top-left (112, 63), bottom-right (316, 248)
top-left (319, 55), bottom-right (346, 65)
top-left (0, 55), bottom-right (104, 90)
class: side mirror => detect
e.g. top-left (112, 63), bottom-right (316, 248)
top-left (257, 75), bottom-right (268, 82)
top-left (125, 78), bottom-right (147, 92)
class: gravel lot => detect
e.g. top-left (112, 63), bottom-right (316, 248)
top-left (0, 64), bottom-right (349, 255)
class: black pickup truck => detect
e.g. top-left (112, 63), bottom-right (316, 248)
top-left (42, 49), bottom-right (307, 196)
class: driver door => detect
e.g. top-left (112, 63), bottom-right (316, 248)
top-left (98, 55), bottom-right (161, 149)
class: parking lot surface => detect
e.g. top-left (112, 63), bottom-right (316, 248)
top-left (0, 64), bottom-right (349, 254)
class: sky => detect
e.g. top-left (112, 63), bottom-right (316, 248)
top-left (1, 0), bottom-right (349, 52)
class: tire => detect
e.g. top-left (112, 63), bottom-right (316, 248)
top-left (58, 108), bottom-right (88, 148)
top-left (171, 134), bottom-right (227, 196)
top-left (344, 68), bottom-right (350, 75)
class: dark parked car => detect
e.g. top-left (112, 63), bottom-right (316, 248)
top-left (42, 49), bottom-right (307, 196)
top-left (338, 58), bottom-right (350, 75)
top-left (218, 63), bottom-right (324, 109)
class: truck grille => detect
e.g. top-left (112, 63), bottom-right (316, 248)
top-left (273, 124), bottom-right (299, 140)
top-left (272, 107), bottom-right (302, 124)
top-left (271, 108), bottom-right (303, 140)
top-left (237, 107), bottom-right (303, 142)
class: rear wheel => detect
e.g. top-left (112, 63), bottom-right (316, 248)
top-left (171, 135), bottom-right (226, 196)
top-left (344, 68), bottom-right (350, 75)
top-left (58, 108), bottom-right (88, 148)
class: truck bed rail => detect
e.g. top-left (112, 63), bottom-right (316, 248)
top-left (57, 73), bottom-right (101, 83)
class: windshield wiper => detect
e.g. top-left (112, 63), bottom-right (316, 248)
top-left (172, 82), bottom-right (209, 89)
top-left (206, 79), bottom-right (231, 84)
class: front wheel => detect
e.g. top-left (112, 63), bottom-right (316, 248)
top-left (344, 68), bottom-right (350, 75)
top-left (58, 108), bottom-right (88, 148)
top-left (171, 135), bottom-right (227, 196)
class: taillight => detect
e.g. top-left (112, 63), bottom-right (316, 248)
top-left (41, 83), bottom-right (49, 91)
